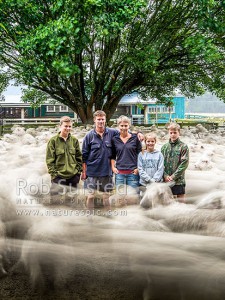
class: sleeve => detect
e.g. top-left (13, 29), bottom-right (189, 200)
top-left (75, 139), bottom-right (83, 173)
top-left (138, 152), bottom-right (151, 183)
top-left (161, 144), bottom-right (169, 178)
top-left (136, 137), bottom-right (142, 154)
top-left (82, 133), bottom-right (91, 163)
top-left (172, 144), bottom-right (189, 180)
top-left (111, 137), bottom-right (117, 160)
top-left (46, 139), bottom-right (58, 179)
top-left (152, 153), bottom-right (164, 182)
top-left (113, 128), bottom-right (119, 136)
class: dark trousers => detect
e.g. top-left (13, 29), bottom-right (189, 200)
top-left (51, 174), bottom-right (80, 195)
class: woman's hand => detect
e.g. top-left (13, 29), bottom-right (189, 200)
top-left (137, 132), bottom-right (144, 141)
top-left (132, 168), bottom-right (139, 175)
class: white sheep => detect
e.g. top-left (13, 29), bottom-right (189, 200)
top-left (1, 124), bottom-right (225, 298)
top-left (197, 191), bottom-right (225, 209)
top-left (109, 185), bottom-right (140, 207)
top-left (194, 153), bottom-right (213, 170)
top-left (20, 218), bottom-right (75, 290)
top-left (140, 182), bottom-right (174, 209)
top-left (12, 126), bottom-right (26, 137)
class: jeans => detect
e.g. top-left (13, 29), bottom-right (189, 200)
top-left (115, 173), bottom-right (139, 192)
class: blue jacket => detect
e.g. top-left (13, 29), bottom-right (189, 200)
top-left (82, 127), bottom-right (118, 177)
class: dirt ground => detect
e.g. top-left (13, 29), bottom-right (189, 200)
top-left (0, 250), bottom-right (145, 300)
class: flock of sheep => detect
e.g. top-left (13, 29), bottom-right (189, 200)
top-left (0, 123), bottom-right (225, 299)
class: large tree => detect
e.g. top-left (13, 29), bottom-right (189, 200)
top-left (0, 0), bottom-right (225, 123)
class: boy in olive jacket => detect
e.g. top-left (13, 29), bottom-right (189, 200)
top-left (161, 123), bottom-right (189, 202)
top-left (46, 116), bottom-right (82, 190)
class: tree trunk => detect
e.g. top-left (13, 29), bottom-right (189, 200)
top-left (103, 96), bottom-right (121, 123)
top-left (67, 95), bottom-right (120, 125)
top-left (72, 105), bottom-right (94, 125)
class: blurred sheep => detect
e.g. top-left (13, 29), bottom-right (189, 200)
top-left (20, 219), bottom-right (75, 290)
top-left (140, 182), bottom-right (174, 209)
top-left (109, 185), bottom-right (140, 207)
top-left (2, 133), bottom-right (19, 143)
top-left (21, 133), bottom-right (36, 145)
top-left (11, 126), bottom-right (26, 137)
top-left (194, 153), bottom-right (213, 170)
top-left (196, 191), bottom-right (225, 209)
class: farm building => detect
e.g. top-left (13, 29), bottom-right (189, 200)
top-left (0, 92), bottom-right (185, 125)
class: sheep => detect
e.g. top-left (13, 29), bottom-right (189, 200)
top-left (185, 170), bottom-right (222, 198)
top-left (194, 153), bottom-right (214, 170)
top-left (20, 218), bottom-right (76, 290)
top-left (11, 125), bottom-right (26, 137)
top-left (25, 127), bottom-right (38, 137)
top-left (1, 124), bottom-right (225, 298)
top-left (140, 182), bottom-right (174, 209)
top-left (116, 230), bottom-right (225, 300)
top-left (109, 185), bottom-right (140, 207)
top-left (2, 133), bottom-right (19, 143)
top-left (196, 191), bottom-right (225, 209)
top-left (163, 208), bottom-right (225, 234)
top-left (113, 207), bottom-right (170, 232)
top-left (21, 133), bottom-right (36, 145)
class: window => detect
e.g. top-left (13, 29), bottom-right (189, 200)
top-left (55, 106), bottom-right (60, 112)
top-left (60, 105), bottom-right (68, 112)
top-left (148, 106), bottom-right (175, 113)
top-left (132, 105), bottom-right (144, 115)
top-left (47, 105), bottom-right (69, 113)
top-left (161, 106), bottom-right (175, 113)
top-left (148, 107), bottom-right (160, 113)
top-left (46, 105), bottom-right (55, 112)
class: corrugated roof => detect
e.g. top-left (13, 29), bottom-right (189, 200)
top-left (119, 92), bottom-right (156, 105)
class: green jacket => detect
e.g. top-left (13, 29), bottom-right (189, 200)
top-left (46, 133), bottom-right (82, 179)
top-left (161, 138), bottom-right (189, 185)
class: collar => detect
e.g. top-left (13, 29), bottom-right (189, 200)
top-left (58, 132), bottom-right (71, 139)
top-left (94, 127), bottom-right (108, 135)
top-left (169, 138), bottom-right (180, 145)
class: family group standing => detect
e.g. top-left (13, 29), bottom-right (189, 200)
top-left (46, 112), bottom-right (189, 206)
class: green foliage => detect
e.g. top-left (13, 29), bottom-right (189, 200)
top-left (157, 96), bottom-right (174, 107)
top-left (0, 0), bottom-right (225, 123)
top-left (0, 71), bottom-right (9, 95)
top-left (136, 103), bottom-right (144, 110)
top-left (21, 88), bottom-right (48, 108)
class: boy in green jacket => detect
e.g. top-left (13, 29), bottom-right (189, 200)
top-left (46, 116), bottom-right (82, 192)
top-left (161, 123), bottom-right (189, 202)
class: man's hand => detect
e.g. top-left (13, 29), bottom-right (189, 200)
top-left (112, 166), bottom-right (118, 174)
top-left (81, 162), bottom-right (87, 180)
top-left (81, 171), bottom-right (87, 180)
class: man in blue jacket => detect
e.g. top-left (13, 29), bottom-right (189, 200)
top-left (82, 110), bottom-right (117, 209)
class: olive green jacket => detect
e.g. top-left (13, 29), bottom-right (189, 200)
top-left (161, 138), bottom-right (189, 185)
top-left (46, 133), bottom-right (82, 179)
